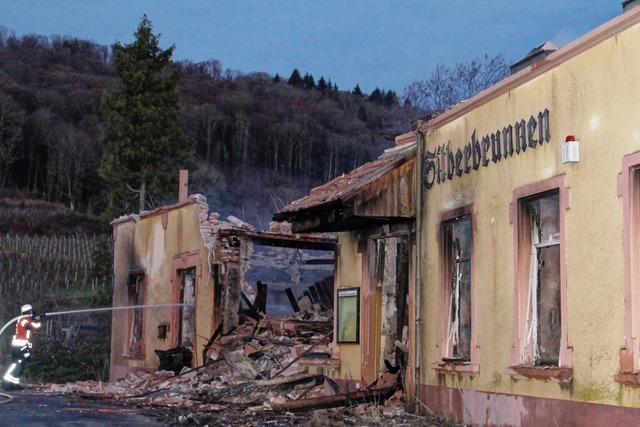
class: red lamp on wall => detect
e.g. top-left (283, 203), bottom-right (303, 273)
top-left (562, 135), bottom-right (580, 164)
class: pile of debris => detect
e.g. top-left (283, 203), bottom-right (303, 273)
top-left (36, 306), bottom-right (414, 425)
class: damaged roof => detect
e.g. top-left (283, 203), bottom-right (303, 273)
top-left (111, 193), bottom-right (336, 250)
top-left (273, 141), bottom-right (416, 232)
top-left (275, 142), bottom-right (415, 218)
top-left (110, 199), bottom-right (196, 226)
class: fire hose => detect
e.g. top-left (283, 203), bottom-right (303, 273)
top-left (0, 303), bottom-right (193, 406)
top-left (0, 392), bottom-right (13, 405)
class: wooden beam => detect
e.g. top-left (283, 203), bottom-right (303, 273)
top-left (270, 385), bottom-right (397, 412)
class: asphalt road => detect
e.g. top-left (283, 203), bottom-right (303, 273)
top-left (0, 391), bottom-right (163, 426)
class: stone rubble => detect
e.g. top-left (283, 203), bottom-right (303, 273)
top-left (32, 304), bottom-right (456, 426)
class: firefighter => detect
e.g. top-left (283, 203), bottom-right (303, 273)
top-left (2, 304), bottom-right (42, 387)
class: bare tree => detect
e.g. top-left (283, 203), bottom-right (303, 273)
top-left (0, 92), bottom-right (25, 189)
top-left (404, 54), bottom-right (509, 114)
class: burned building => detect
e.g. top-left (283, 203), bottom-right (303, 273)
top-left (109, 174), bottom-right (335, 381)
top-left (274, 136), bottom-right (417, 394)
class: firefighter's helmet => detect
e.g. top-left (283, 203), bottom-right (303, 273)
top-left (20, 304), bottom-right (33, 315)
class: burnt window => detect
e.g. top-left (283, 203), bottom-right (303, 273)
top-left (127, 272), bottom-right (145, 356)
top-left (442, 216), bottom-right (472, 362)
top-left (370, 235), bottom-right (411, 372)
top-left (178, 268), bottom-right (196, 351)
top-left (520, 191), bottom-right (561, 366)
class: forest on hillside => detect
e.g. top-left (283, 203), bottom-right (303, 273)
top-left (0, 23), bottom-right (509, 383)
top-left (0, 28), bottom-right (418, 227)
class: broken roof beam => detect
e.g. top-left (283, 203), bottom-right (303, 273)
top-left (285, 288), bottom-right (301, 313)
top-left (288, 214), bottom-right (412, 234)
top-left (270, 384), bottom-right (398, 412)
top-left (273, 143), bottom-right (416, 234)
top-left (308, 285), bottom-right (322, 305)
top-left (217, 228), bottom-right (336, 251)
top-left (319, 278), bottom-right (334, 309)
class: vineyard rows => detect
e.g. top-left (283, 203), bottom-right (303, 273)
top-left (0, 233), bottom-right (108, 308)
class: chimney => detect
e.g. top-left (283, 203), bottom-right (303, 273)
top-left (178, 169), bottom-right (189, 203)
top-left (622, 0), bottom-right (640, 12)
top-left (509, 41), bottom-right (558, 75)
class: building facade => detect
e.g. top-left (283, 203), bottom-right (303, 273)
top-left (109, 195), bottom-right (238, 380)
top-left (416, 7), bottom-right (640, 424)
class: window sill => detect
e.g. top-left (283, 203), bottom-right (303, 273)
top-left (432, 360), bottom-right (479, 374)
top-left (614, 372), bottom-right (640, 387)
top-left (508, 365), bottom-right (572, 383)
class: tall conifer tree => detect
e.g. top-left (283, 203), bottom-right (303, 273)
top-left (288, 68), bottom-right (303, 87)
top-left (100, 16), bottom-right (192, 215)
top-left (353, 83), bottom-right (363, 97)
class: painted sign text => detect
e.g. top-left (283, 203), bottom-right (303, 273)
top-left (423, 109), bottom-right (551, 190)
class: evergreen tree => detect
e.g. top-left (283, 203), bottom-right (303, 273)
top-left (327, 79), bottom-right (338, 99)
top-left (383, 90), bottom-right (398, 107)
top-left (317, 76), bottom-right (327, 93)
top-left (302, 73), bottom-right (315, 90)
top-left (99, 16), bottom-right (193, 215)
top-left (273, 73), bottom-right (281, 83)
top-left (288, 68), bottom-right (303, 87)
top-left (353, 83), bottom-right (363, 97)
top-left (369, 87), bottom-right (383, 104)
top-left (89, 235), bottom-right (113, 283)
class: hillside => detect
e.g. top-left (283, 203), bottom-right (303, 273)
top-left (0, 30), bottom-right (419, 227)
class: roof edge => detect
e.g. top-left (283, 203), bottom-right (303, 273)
top-left (110, 198), bottom-right (197, 226)
top-left (395, 131), bottom-right (417, 146)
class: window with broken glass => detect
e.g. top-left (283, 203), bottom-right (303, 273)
top-left (520, 191), bottom-right (561, 366)
top-left (371, 236), bottom-right (410, 373)
top-left (127, 272), bottom-right (145, 356)
top-left (442, 216), bottom-right (472, 362)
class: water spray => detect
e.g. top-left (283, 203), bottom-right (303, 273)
top-left (0, 303), bottom-right (192, 339)
top-left (0, 303), bottom-right (192, 403)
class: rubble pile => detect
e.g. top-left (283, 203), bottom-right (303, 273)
top-left (35, 306), bottom-right (421, 425)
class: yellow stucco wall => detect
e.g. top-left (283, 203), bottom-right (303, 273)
top-left (420, 20), bottom-right (640, 406)
top-left (110, 203), bottom-right (213, 380)
top-left (333, 231), bottom-right (363, 382)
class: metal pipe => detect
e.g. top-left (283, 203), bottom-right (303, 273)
top-left (413, 123), bottom-right (426, 408)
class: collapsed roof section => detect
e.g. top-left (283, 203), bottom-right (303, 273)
top-left (274, 136), bottom-right (417, 233)
top-left (111, 194), bottom-right (337, 252)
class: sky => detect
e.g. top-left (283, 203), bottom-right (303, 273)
top-left (0, 1), bottom-right (622, 93)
